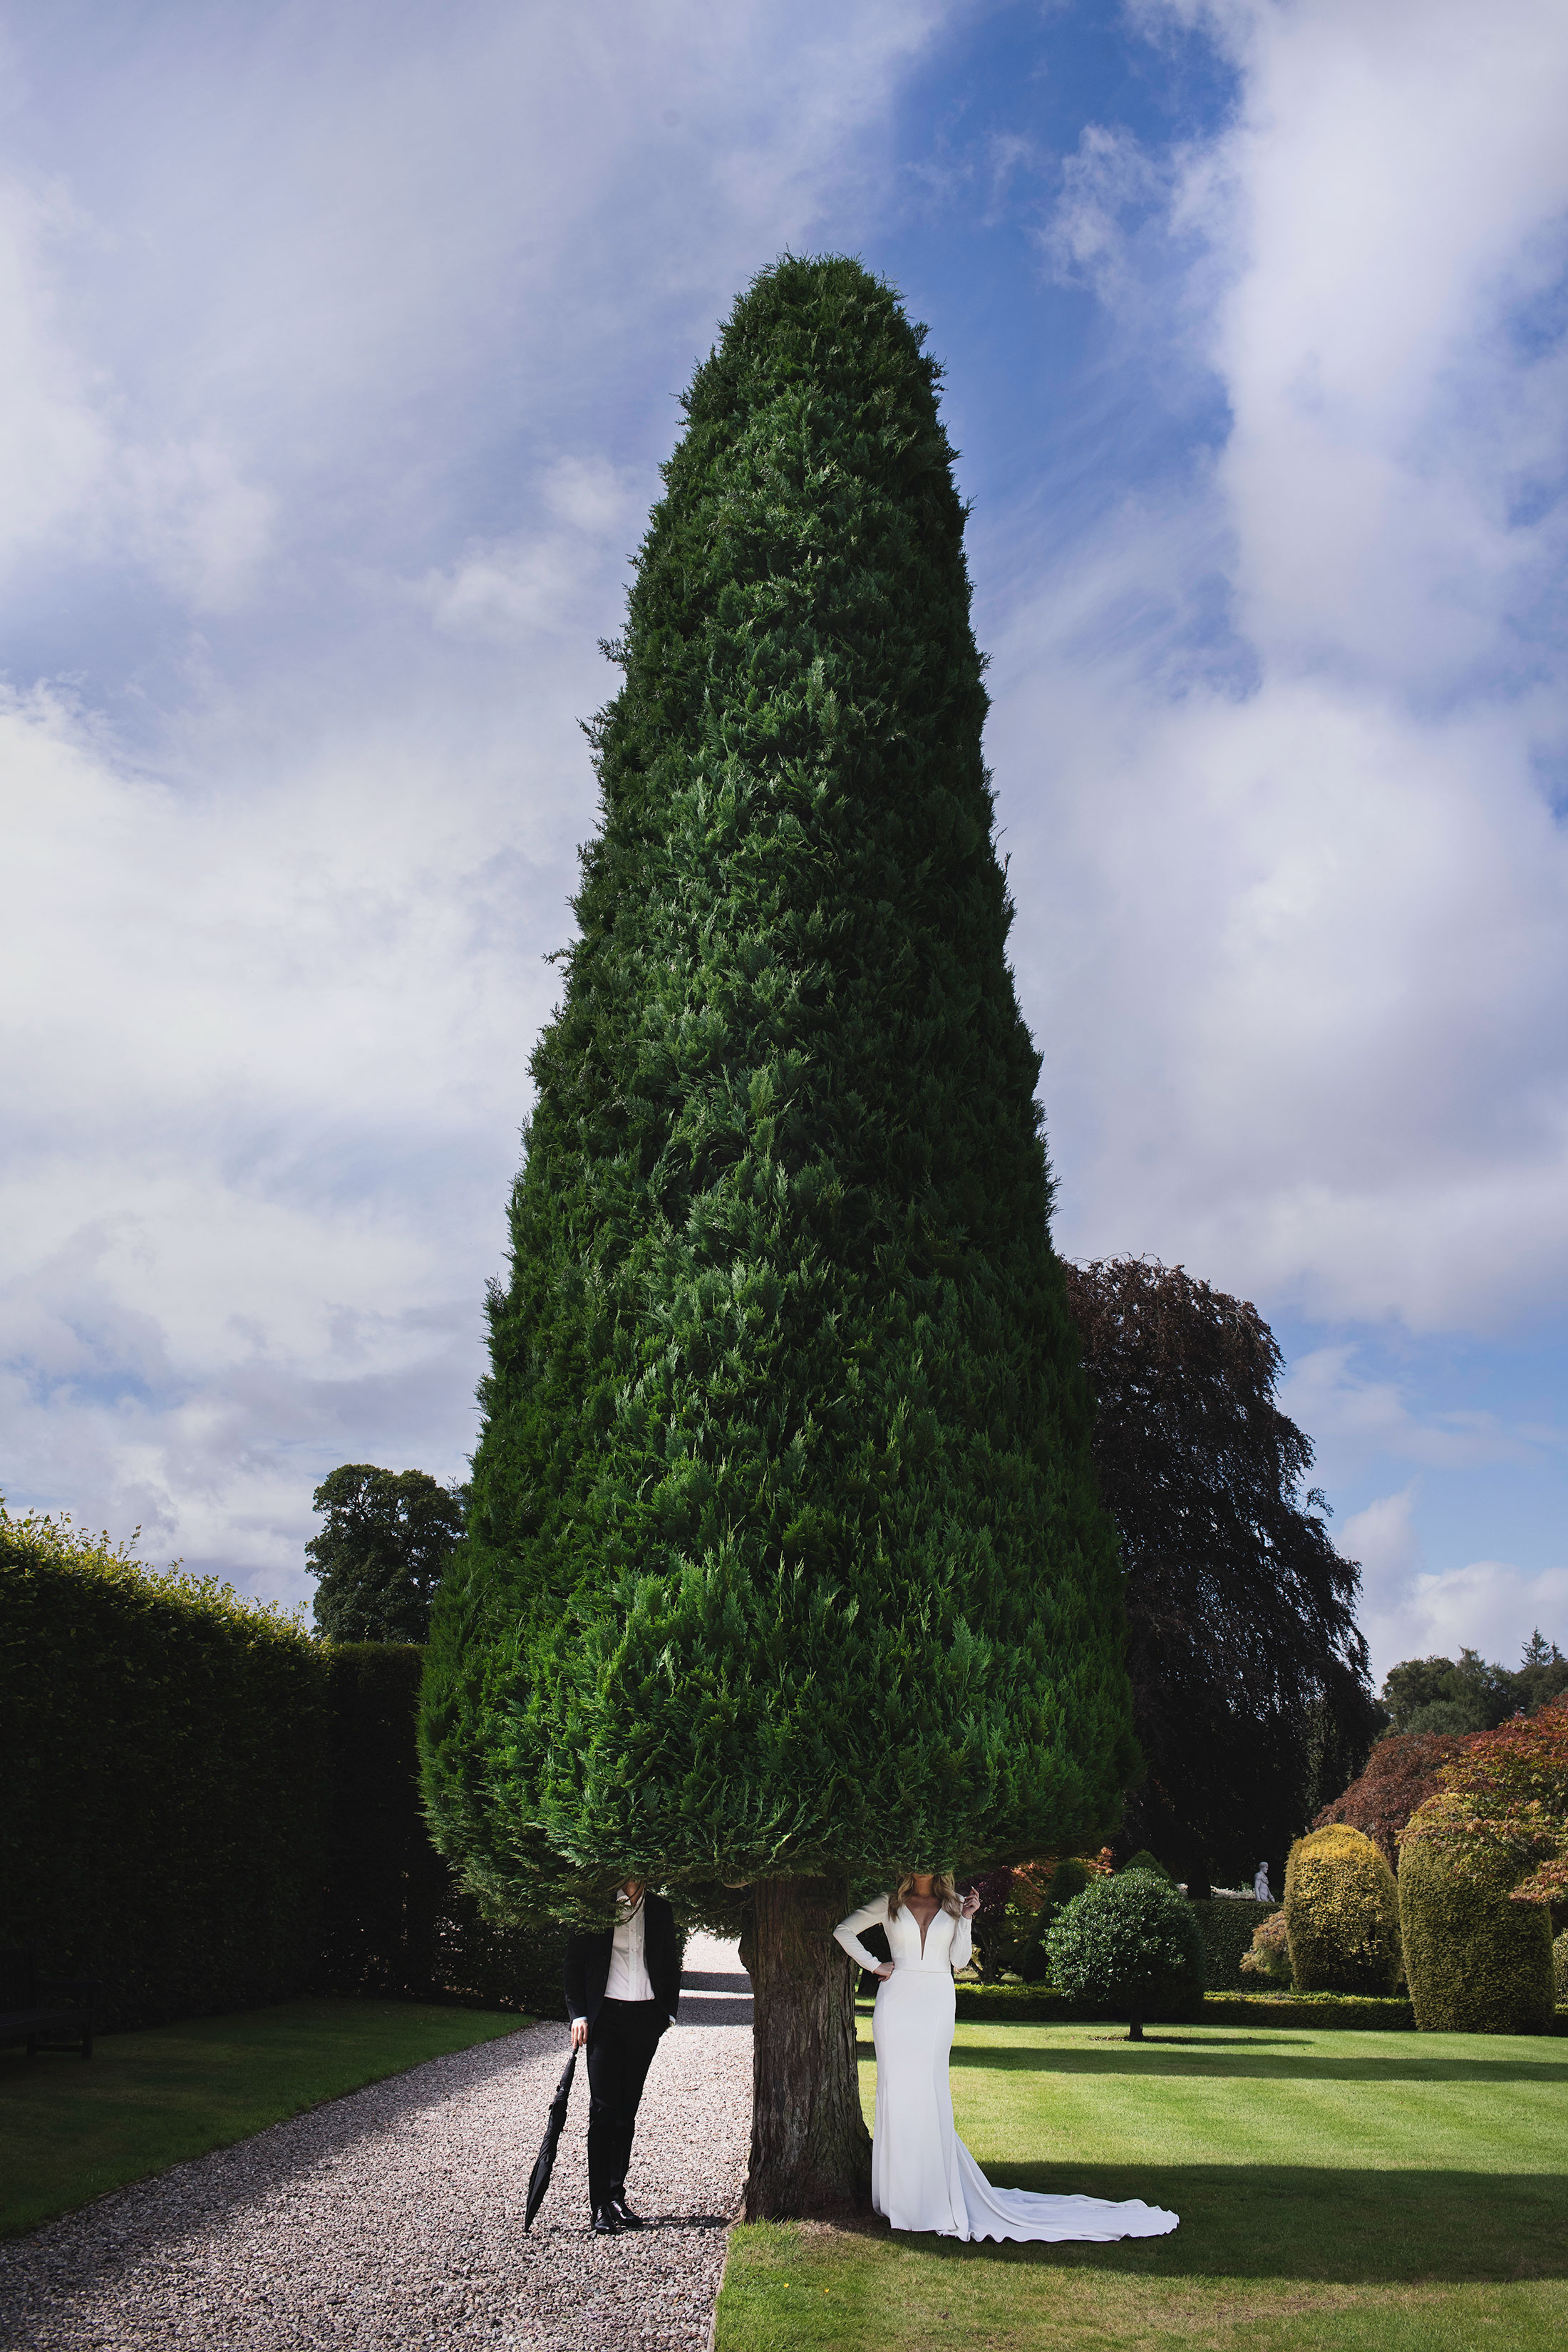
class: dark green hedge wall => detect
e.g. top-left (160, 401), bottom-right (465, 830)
top-left (1191, 1897), bottom-right (1280, 1991)
top-left (316, 1645), bottom-right (567, 2016)
top-left (1, 1515), bottom-right (329, 2031)
top-left (3, 1520), bottom-right (565, 2030)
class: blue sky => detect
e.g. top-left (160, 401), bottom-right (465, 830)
top-left (1, 0), bottom-right (1564, 1685)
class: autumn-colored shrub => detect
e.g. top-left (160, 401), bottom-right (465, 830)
top-left (1554, 1928), bottom-right (1567, 2002)
top-left (1398, 1822), bottom-right (1554, 2033)
top-left (1240, 1909), bottom-right (1293, 1985)
top-left (1314, 1731), bottom-right (1474, 1867)
top-left (1398, 1694), bottom-right (1568, 1907)
top-left (1283, 1824), bottom-right (1401, 1994)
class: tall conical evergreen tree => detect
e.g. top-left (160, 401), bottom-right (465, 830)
top-left (423, 255), bottom-right (1135, 2214)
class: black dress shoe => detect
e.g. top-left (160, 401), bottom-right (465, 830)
top-left (591, 2205), bottom-right (621, 2234)
top-left (607, 2195), bottom-right (644, 2229)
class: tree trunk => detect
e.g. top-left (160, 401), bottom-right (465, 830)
top-left (742, 1874), bottom-right (872, 2218)
top-left (1128, 2013), bottom-right (1145, 2041)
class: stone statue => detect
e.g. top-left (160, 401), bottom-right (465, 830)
top-left (1254, 1862), bottom-right (1272, 1902)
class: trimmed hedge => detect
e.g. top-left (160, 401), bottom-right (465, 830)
top-left (1192, 1897), bottom-right (1279, 1991)
top-left (1284, 1824), bottom-right (1401, 1994)
top-left (1398, 1834), bottom-right (1555, 2033)
top-left (1, 1514), bottom-right (328, 2031)
top-left (2, 1518), bottom-right (566, 2030)
top-left (1200, 1991), bottom-right (1413, 2029)
top-left (316, 1645), bottom-right (567, 2015)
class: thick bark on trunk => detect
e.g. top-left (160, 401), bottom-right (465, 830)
top-left (742, 1874), bottom-right (872, 2219)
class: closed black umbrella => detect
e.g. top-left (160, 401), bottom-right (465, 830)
top-left (523, 2047), bottom-right (579, 2231)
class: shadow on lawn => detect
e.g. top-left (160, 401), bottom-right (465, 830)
top-left (945, 2043), bottom-right (1568, 2085)
top-left (846, 2163), bottom-right (1568, 2284)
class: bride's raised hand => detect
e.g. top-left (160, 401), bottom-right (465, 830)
top-left (959, 1889), bottom-right (981, 1918)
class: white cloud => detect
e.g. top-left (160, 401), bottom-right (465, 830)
top-left (0, 0), bottom-right (957, 1596)
top-left (1001, 0), bottom-right (1568, 1334)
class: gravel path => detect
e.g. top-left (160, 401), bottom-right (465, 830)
top-left (0, 1936), bottom-right (753, 2352)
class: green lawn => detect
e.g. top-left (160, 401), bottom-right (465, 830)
top-left (716, 2012), bottom-right (1568, 2351)
top-left (1, 1997), bottom-right (530, 2237)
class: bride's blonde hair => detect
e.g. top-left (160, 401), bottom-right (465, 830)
top-left (889, 1871), bottom-right (963, 1919)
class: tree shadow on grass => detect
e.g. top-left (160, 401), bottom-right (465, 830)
top-left (846, 2164), bottom-right (1568, 2284)
top-left (948, 2043), bottom-right (1568, 2085)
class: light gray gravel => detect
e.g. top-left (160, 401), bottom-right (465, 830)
top-left (0, 1936), bottom-right (753, 2352)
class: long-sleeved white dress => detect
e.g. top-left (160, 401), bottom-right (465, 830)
top-left (834, 1894), bottom-right (1178, 2243)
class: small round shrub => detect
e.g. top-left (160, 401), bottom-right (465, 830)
top-left (1121, 1848), bottom-right (1172, 1881)
top-left (1046, 1868), bottom-right (1205, 2039)
top-left (1399, 1830), bottom-right (1555, 2033)
top-left (1239, 1910), bottom-right (1294, 1986)
top-left (1283, 1825), bottom-right (1401, 1994)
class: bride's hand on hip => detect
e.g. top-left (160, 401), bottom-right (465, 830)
top-left (875, 1961), bottom-right (894, 1979)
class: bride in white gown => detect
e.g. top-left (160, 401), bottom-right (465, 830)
top-left (834, 1874), bottom-right (1178, 2243)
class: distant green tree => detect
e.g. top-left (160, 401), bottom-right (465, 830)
top-left (421, 254), bottom-right (1135, 2217)
top-left (1381, 1639), bottom-right (1567, 1735)
top-left (306, 1466), bottom-right (465, 1644)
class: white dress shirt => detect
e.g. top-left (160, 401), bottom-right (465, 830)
top-left (605, 1894), bottom-right (655, 2003)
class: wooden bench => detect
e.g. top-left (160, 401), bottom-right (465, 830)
top-left (0, 1946), bottom-right (102, 2058)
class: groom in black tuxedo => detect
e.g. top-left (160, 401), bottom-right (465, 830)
top-left (564, 1880), bottom-right (681, 2234)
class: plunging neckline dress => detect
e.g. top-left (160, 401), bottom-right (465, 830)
top-left (834, 1895), bottom-right (1178, 2243)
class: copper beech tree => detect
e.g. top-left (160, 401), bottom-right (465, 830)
top-left (421, 257), bottom-right (1135, 2217)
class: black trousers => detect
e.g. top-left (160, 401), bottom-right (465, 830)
top-left (586, 1998), bottom-right (664, 2209)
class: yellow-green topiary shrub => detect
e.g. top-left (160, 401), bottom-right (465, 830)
top-left (1283, 1824), bottom-right (1401, 1993)
top-left (1398, 1822), bottom-right (1554, 2033)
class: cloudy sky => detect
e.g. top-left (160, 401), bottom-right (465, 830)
top-left (1, 0), bottom-right (1564, 1685)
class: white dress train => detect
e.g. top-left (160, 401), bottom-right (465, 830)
top-left (833, 1895), bottom-right (1178, 2244)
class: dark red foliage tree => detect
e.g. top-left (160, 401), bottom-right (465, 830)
top-left (1314, 1730), bottom-right (1475, 1867)
top-left (1064, 1258), bottom-right (1381, 1889)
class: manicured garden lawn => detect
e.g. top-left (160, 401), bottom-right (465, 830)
top-left (1, 1997), bottom-right (530, 2237)
top-left (716, 2012), bottom-right (1568, 2351)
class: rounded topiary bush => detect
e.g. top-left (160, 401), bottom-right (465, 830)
top-left (1046, 1867), bottom-right (1205, 2039)
top-left (1121, 1848), bottom-right (1172, 1881)
top-left (1398, 1830), bottom-right (1555, 2033)
top-left (1283, 1824), bottom-right (1401, 1993)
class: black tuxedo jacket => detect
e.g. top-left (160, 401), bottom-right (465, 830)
top-left (564, 1893), bottom-right (681, 2033)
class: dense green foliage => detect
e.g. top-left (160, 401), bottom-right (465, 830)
top-left (1555, 1928), bottom-right (1567, 2001)
top-left (1045, 1867), bottom-right (1205, 2029)
top-left (1063, 1259), bottom-right (1378, 1892)
top-left (1192, 1895), bottom-right (1280, 1989)
top-left (307, 1465), bottom-right (465, 1644)
top-left (1283, 1824), bottom-right (1402, 1995)
top-left (1398, 1828), bottom-right (1554, 2033)
top-left (2, 1515), bottom-right (561, 2029)
top-left (1381, 1632), bottom-right (1568, 1734)
top-left (317, 1646), bottom-right (567, 2013)
top-left (423, 255), bottom-right (1134, 1912)
top-left (1, 1511), bottom-right (327, 2031)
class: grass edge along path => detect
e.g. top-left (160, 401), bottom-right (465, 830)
top-left (1, 1996), bottom-right (532, 2237)
top-left (714, 2016), bottom-right (1568, 2352)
